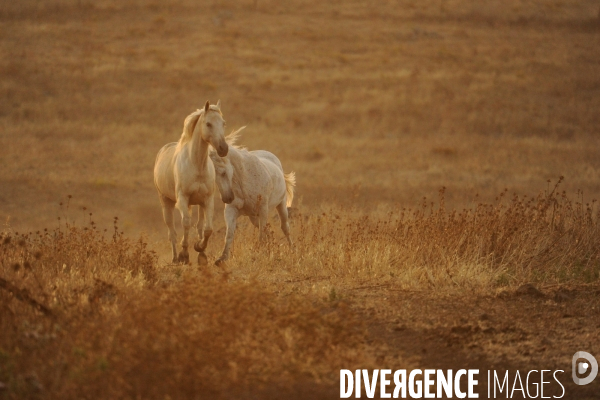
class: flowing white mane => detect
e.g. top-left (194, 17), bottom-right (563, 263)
top-left (224, 126), bottom-right (247, 149)
top-left (179, 109), bottom-right (203, 143)
top-left (210, 126), bottom-right (247, 163)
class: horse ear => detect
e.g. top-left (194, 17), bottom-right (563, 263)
top-left (204, 100), bottom-right (210, 113)
top-left (216, 99), bottom-right (221, 109)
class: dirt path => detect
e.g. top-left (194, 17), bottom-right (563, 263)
top-left (226, 284), bottom-right (599, 399)
top-left (348, 285), bottom-right (600, 399)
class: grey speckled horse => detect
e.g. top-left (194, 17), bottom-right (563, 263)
top-left (209, 128), bottom-right (295, 265)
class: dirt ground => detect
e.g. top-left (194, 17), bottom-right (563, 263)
top-left (353, 284), bottom-right (600, 399)
top-left (1, 0), bottom-right (600, 398)
top-left (207, 282), bottom-right (600, 399)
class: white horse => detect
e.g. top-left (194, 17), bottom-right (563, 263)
top-left (153, 101), bottom-right (230, 265)
top-left (209, 129), bottom-right (295, 265)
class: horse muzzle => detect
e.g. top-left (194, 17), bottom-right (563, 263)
top-left (221, 194), bottom-right (234, 204)
top-left (216, 143), bottom-right (229, 157)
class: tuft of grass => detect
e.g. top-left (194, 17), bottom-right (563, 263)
top-left (0, 200), bottom-right (387, 398)
top-left (227, 178), bottom-right (600, 293)
top-left (0, 179), bottom-right (598, 397)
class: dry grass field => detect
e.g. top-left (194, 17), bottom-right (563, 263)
top-left (1, 0), bottom-right (600, 398)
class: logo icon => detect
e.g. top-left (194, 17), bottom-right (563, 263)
top-left (572, 351), bottom-right (598, 385)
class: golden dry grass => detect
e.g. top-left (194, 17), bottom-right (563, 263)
top-left (0, 219), bottom-right (391, 398)
top-left (1, 0), bottom-right (600, 398)
top-left (214, 178), bottom-right (600, 293)
top-left (1, 179), bottom-right (599, 397)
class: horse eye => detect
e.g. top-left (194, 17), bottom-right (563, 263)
top-left (206, 122), bottom-right (212, 128)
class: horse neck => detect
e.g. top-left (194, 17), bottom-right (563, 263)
top-left (189, 131), bottom-right (210, 170)
top-left (228, 147), bottom-right (248, 189)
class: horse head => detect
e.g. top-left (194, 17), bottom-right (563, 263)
top-left (200, 100), bottom-right (228, 157)
top-left (209, 149), bottom-right (235, 204)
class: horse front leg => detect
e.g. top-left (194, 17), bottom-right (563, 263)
top-left (216, 205), bottom-right (238, 266)
top-left (175, 193), bottom-right (192, 265)
top-left (159, 195), bottom-right (178, 263)
top-left (193, 204), bottom-right (207, 266)
top-left (194, 194), bottom-right (214, 266)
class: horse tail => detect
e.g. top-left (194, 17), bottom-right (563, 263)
top-left (284, 171), bottom-right (296, 208)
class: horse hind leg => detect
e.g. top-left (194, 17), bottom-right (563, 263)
top-left (276, 201), bottom-right (293, 246)
top-left (160, 195), bottom-right (178, 263)
top-left (257, 201), bottom-right (270, 243)
top-left (175, 194), bottom-right (192, 265)
top-left (216, 205), bottom-right (238, 267)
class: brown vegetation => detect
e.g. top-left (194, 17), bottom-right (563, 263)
top-left (0, 216), bottom-right (386, 398)
top-left (1, 180), bottom-right (599, 397)
top-left (1, 0), bottom-right (600, 398)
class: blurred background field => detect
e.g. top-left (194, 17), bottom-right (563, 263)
top-left (2, 0), bottom-right (599, 243)
top-left (1, 1), bottom-right (600, 398)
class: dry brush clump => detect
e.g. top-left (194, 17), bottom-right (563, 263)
top-left (0, 209), bottom-right (157, 317)
top-left (0, 203), bottom-right (384, 399)
top-left (228, 178), bottom-right (600, 292)
top-left (95, 276), bottom-right (379, 399)
top-left (1, 181), bottom-right (598, 397)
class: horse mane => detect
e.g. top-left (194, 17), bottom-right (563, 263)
top-left (179, 106), bottom-right (224, 144)
top-left (225, 126), bottom-right (247, 149)
top-left (179, 109), bottom-right (203, 144)
top-left (209, 126), bottom-right (247, 163)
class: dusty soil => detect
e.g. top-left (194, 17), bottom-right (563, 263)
top-left (219, 283), bottom-right (600, 399)
top-left (353, 284), bottom-right (600, 399)
top-left (1, 0), bottom-right (600, 398)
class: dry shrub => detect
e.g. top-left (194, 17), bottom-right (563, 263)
top-left (97, 276), bottom-right (373, 398)
top-left (0, 180), bottom-right (598, 397)
top-left (229, 178), bottom-right (600, 292)
top-left (0, 213), bottom-right (382, 399)
top-left (389, 179), bottom-right (600, 287)
top-left (1, 275), bottom-right (375, 399)
top-left (0, 213), bottom-right (157, 317)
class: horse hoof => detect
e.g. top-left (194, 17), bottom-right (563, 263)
top-left (215, 258), bottom-right (228, 268)
top-left (178, 252), bottom-right (190, 265)
top-left (197, 252), bottom-right (208, 266)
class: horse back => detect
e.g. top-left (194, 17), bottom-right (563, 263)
top-left (250, 150), bottom-right (283, 172)
top-left (250, 150), bottom-right (288, 207)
